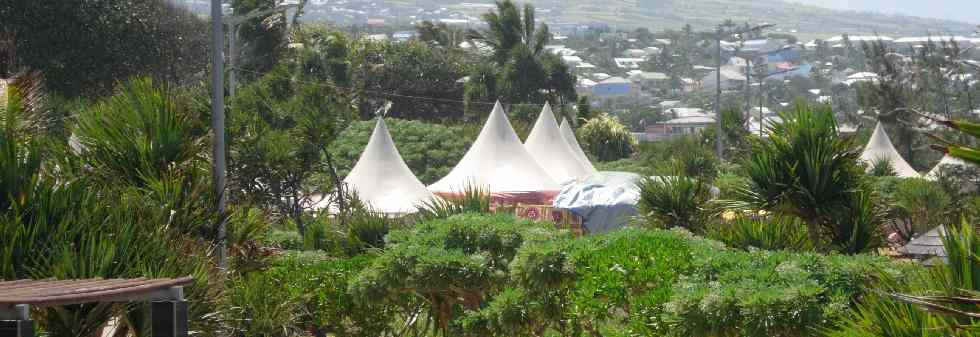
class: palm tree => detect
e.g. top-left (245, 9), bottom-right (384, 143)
top-left (466, 0), bottom-right (550, 64)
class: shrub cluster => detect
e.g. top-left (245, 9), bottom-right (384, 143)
top-left (230, 213), bottom-right (900, 337)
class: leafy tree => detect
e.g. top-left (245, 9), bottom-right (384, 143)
top-left (415, 21), bottom-right (464, 48)
top-left (857, 39), bottom-right (924, 165)
top-left (228, 31), bottom-right (354, 233)
top-left (3, 0), bottom-right (209, 98)
top-left (578, 113), bottom-right (635, 161)
top-left (231, 0), bottom-right (300, 79)
top-left (350, 40), bottom-right (468, 121)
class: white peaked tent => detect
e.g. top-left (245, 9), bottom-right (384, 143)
top-left (925, 154), bottom-right (971, 181)
top-left (343, 118), bottom-right (435, 214)
top-left (525, 103), bottom-right (592, 183)
top-left (560, 118), bottom-right (597, 174)
top-left (428, 102), bottom-right (559, 193)
top-left (860, 122), bottom-right (920, 178)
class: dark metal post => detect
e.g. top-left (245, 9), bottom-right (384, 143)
top-left (0, 305), bottom-right (33, 337)
top-left (151, 301), bottom-right (188, 337)
top-left (228, 25), bottom-right (238, 99)
top-left (745, 57), bottom-right (751, 116)
top-left (714, 27), bottom-right (723, 159)
top-left (210, 0), bottom-right (227, 269)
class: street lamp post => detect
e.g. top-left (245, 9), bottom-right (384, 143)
top-left (209, 0), bottom-right (226, 269)
top-left (712, 23), bottom-right (774, 159)
top-left (714, 27), bottom-right (723, 159)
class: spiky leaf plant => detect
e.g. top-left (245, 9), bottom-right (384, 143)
top-left (416, 183), bottom-right (492, 221)
top-left (707, 215), bottom-right (811, 251)
top-left (637, 176), bottom-right (711, 232)
top-left (73, 77), bottom-right (205, 187)
top-left (869, 155), bottom-right (897, 177)
top-left (731, 102), bottom-right (881, 253)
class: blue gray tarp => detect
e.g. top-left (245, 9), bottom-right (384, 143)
top-left (552, 172), bottom-right (643, 233)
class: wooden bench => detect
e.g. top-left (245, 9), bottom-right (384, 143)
top-left (0, 277), bottom-right (193, 337)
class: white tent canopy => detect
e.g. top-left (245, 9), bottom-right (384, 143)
top-left (342, 117), bottom-right (436, 214)
top-left (860, 122), bottom-right (920, 178)
top-left (560, 118), bottom-right (597, 174)
top-left (428, 102), bottom-right (559, 193)
top-left (925, 154), bottom-right (971, 181)
top-left (525, 103), bottom-right (593, 183)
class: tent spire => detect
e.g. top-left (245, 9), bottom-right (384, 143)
top-left (525, 103), bottom-right (592, 183)
top-left (428, 101), bottom-right (559, 193)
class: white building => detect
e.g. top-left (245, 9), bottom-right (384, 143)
top-left (701, 66), bottom-right (746, 91)
top-left (614, 57), bottom-right (645, 69)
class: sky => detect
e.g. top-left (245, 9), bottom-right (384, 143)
top-left (792, 0), bottom-right (980, 24)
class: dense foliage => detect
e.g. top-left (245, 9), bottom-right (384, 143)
top-left (578, 113), bottom-right (636, 162)
top-left (4, 0), bottom-right (209, 98)
top-left (228, 30), bottom-right (354, 232)
top-left (462, 0), bottom-right (577, 119)
top-left (828, 222), bottom-right (980, 336)
top-left (0, 78), bottom-right (243, 337)
top-left (220, 213), bottom-right (903, 337)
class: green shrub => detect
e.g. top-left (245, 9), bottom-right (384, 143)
top-left (665, 245), bottom-right (897, 337)
top-left (270, 253), bottom-right (392, 337)
top-left (73, 77), bottom-right (205, 186)
top-left (594, 158), bottom-right (652, 175)
top-left (331, 118), bottom-right (473, 184)
top-left (226, 272), bottom-right (303, 337)
top-left (713, 171), bottom-right (751, 200)
top-left (637, 176), bottom-right (712, 232)
top-left (708, 215), bottom-right (812, 251)
top-left (579, 113), bottom-right (636, 162)
top-left (351, 213), bottom-right (560, 335)
top-left (263, 229), bottom-right (304, 250)
top-left (567, 229), bottom-right (695, 336)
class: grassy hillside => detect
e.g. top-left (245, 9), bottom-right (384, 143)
top-left (426, 0), bottom-right (977, 38)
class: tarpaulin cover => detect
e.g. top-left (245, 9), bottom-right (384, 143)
top-left (552, 171), bottom-right (642, 233)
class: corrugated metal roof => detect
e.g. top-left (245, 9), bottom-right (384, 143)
top-left (898, 226), bottom-right (947, 257)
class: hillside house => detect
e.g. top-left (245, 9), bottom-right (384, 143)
top-left (614, 58), bottom-right (645, 69)
top-left (646, 116), bottom-right (716, 141)
top-left (701, 66), bottom-right (746, 91)
top-left (591, 77), bottom-right (634, 97)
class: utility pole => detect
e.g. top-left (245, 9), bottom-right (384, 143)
top-left (712, 22), bottom-right (773, 158)
top-left (744, 57), bottom-right (751, 116)
top-left (714, 27), bottom-right (723, 159)
top-left (210, 0), bottom-right (227, 269)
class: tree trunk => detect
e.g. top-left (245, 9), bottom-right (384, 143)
top-left (323, 150), bottom-right (347, 227)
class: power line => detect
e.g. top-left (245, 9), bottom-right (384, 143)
top-left (233, 66), bottom-right (575, 108)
